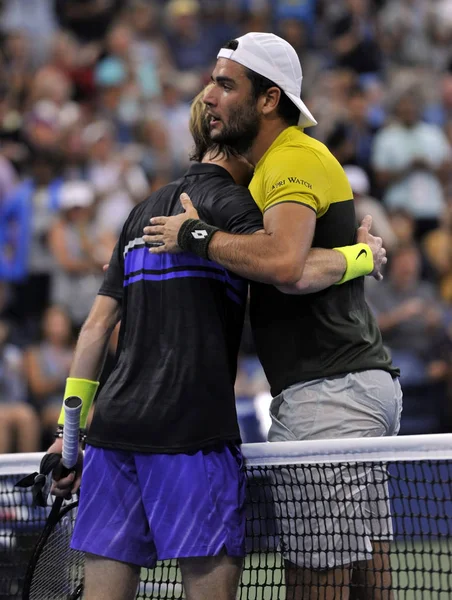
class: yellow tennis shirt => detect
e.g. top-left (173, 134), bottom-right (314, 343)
top-left (247, 126), bottom-right (397, 396)
top-left (249, 126), bottom-right (353, 217)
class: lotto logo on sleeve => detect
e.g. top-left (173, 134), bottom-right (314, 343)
top-left (191, 230), bottom-right (208, 240)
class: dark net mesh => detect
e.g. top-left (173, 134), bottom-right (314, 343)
top-left (1, 459), bottom-right (451, 599)
top-left (26, 503), bottom-right (84, 600)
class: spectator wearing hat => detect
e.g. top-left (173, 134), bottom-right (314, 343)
top-left (94, 55), bottom-right (149, 144)
top-left (48, 181), bottom-right (115, 329)
top-left (83, 120), bottom-right (149, 235)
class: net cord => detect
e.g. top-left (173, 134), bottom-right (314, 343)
top-left (2, 433), bottom-right (452, 475)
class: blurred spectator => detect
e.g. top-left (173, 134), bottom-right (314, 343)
top-left (0, 151), bottom-right (63, 329)
top-left (387, 208), bottom-right (416, 246)
top-left (0, 84), bottom-right (28, 171)
top-left (1, 0), bottom-right (58, 65)
top-left (367, 243), bottom-right (452, 386)
top-left (372, 90), bottom-right (452, 239)
top-left (83, 120), bottom-right (149, 235)
top-left (2, 31), bottom-right (33, 111)
top-left (128, 0), bottom-right (171, 76)
top-left (54, 0), bottom-right (125, 45)
top-left (235, 353), bottom-right (270, 443)
top-left (235, 354), bottom-right (269, 400)
top-left (310, 69), bottom-right (356, 144)
top-left (154, 77), bottom-right (193, 177)
top-left (0, 281), bottom-right (26, 348)
top-left (330, 0), bottom-right (382, 77)
top-left (49, 181), bottom-right (116, 329)
top-left (48, 181), bottom-right (115, 328)
top-left (344, 164), bottom-right (397, 251)
top-left (23, 305), bottom-right (74, 441)
top-left (325, 121), bottom-right (356, 166)
top-left (48, 31), bottom-right (99, 104)
top-left (0, 155), bottom-right (17, 209)
top-left (423, 200), bottom-right (452, 302)
top-left (378, 0), bottom-right (435, 68)
top-left (164, 0), bottom-right (218, 96)
top-left (93, 56), bottom-right (137, 143)
top-left (0, 315), bottom-right (40, 453)
top-left (105, 21), bottom-right (160, 100)
top-left (345, 85), bottom-right (380, 174)
top-left (23, 100), bottom-right (62, 151)
top-left (424, 74), bottom-right (452, 129)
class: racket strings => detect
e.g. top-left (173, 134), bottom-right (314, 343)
top-left (28, 504), bottom-right (84, 599)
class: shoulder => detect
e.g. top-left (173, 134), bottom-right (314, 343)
top-left (211, 181), bottom-right (252, 202)
top-left (266, 133), bottom-right (333, 173)
top-left (199, 181), bottom-right (258, 223)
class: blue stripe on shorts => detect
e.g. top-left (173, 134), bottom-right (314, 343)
top-left (71, 444), bottom-right (246, 567)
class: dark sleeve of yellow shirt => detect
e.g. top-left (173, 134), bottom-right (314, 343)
top-left (250, 146), bottom-right (332, 216)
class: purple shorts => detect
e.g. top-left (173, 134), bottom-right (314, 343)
top-left (71, 444), bottom-right (246, 567)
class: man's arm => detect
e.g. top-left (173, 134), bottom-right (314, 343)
top-left (49, 294), bottom-right (121, 497)
top-left (144, 194), bottom-right (385, 292)
top-left (277, 248), bottom-right (346, 294)
top-left (206, 202), bottom-right (316, 287)
top-left (68, 294), bottom-right (121, 380)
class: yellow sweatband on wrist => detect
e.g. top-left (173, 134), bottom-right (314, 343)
top-left (57, 378), bottom-right (100, 428)
top-left (333, 243), bottom-right (373, 285)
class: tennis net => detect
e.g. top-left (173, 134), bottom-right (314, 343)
top-left (1, 434), bottom-right (451, 599)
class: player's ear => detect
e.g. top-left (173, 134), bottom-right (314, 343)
top-left (260, 87), bottom-right (281, 117)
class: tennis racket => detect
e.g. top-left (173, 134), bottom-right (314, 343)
top-left (21, 396), bottom-right (85, 600)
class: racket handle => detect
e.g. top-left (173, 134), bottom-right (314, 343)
top-left (62, 396), bottom-right (82, 470)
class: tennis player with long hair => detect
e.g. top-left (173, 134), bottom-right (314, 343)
top-left (143, 33), bottom-right (401, 600)
top-left (47, 87), bottom-right (386, 600)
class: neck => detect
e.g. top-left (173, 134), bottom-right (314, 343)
top-left (247, 120), bottom-right (289, 166)
top-left (201, 151), bottom-right (237, 182)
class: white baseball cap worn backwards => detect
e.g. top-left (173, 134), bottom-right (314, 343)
top-left (217, 32), bottom-right (317, 129)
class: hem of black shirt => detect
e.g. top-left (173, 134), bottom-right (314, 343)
top-left (85, 433), bottom-right (242, 454)
top-left (97, 289), bottom-right (122, 302)
top-left (271, 363), bottom-right (400, 397)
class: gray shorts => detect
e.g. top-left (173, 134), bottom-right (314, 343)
top-left (268, 370), bottom-right (403, 569)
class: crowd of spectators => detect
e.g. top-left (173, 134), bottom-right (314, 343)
top-left (2, 0), bottom-right (452, 451)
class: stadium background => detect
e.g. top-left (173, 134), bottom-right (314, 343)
top-left (1, 0), bottom-right (452, 454)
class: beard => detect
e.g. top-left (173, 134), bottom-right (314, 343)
top-left (210, 101), bottom-right (260, 155)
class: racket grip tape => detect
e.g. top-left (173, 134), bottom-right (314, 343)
top-left (62, 396), bottom-right (82, 470)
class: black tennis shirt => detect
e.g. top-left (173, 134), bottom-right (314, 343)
top-left (88, 164), bottom-right (263, 453)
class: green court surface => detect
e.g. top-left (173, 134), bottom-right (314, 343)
top-left (139, 540), bottom-right (452, 600)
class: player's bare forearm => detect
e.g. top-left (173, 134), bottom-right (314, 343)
top-left (69, 295), bottom-right (121, 381)
top-left (208, 229), bottom-right (305, 286)
top-left (207, 204), bottom-right (316, 286)
top-left (144, 195), bottom-right (316, 286)
top-left (278, 249), bottom-right (346, 294)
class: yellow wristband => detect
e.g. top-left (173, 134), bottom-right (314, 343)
top-left (333, 243), bottom-right (373, 285)
top-left (57, 378), bottom-right (100, 428)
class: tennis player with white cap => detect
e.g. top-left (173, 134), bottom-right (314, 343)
top-left (145, 32), bottom-right (401, 600)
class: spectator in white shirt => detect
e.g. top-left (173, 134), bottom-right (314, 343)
top-left (372, 90), bottom-right (452, 239)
